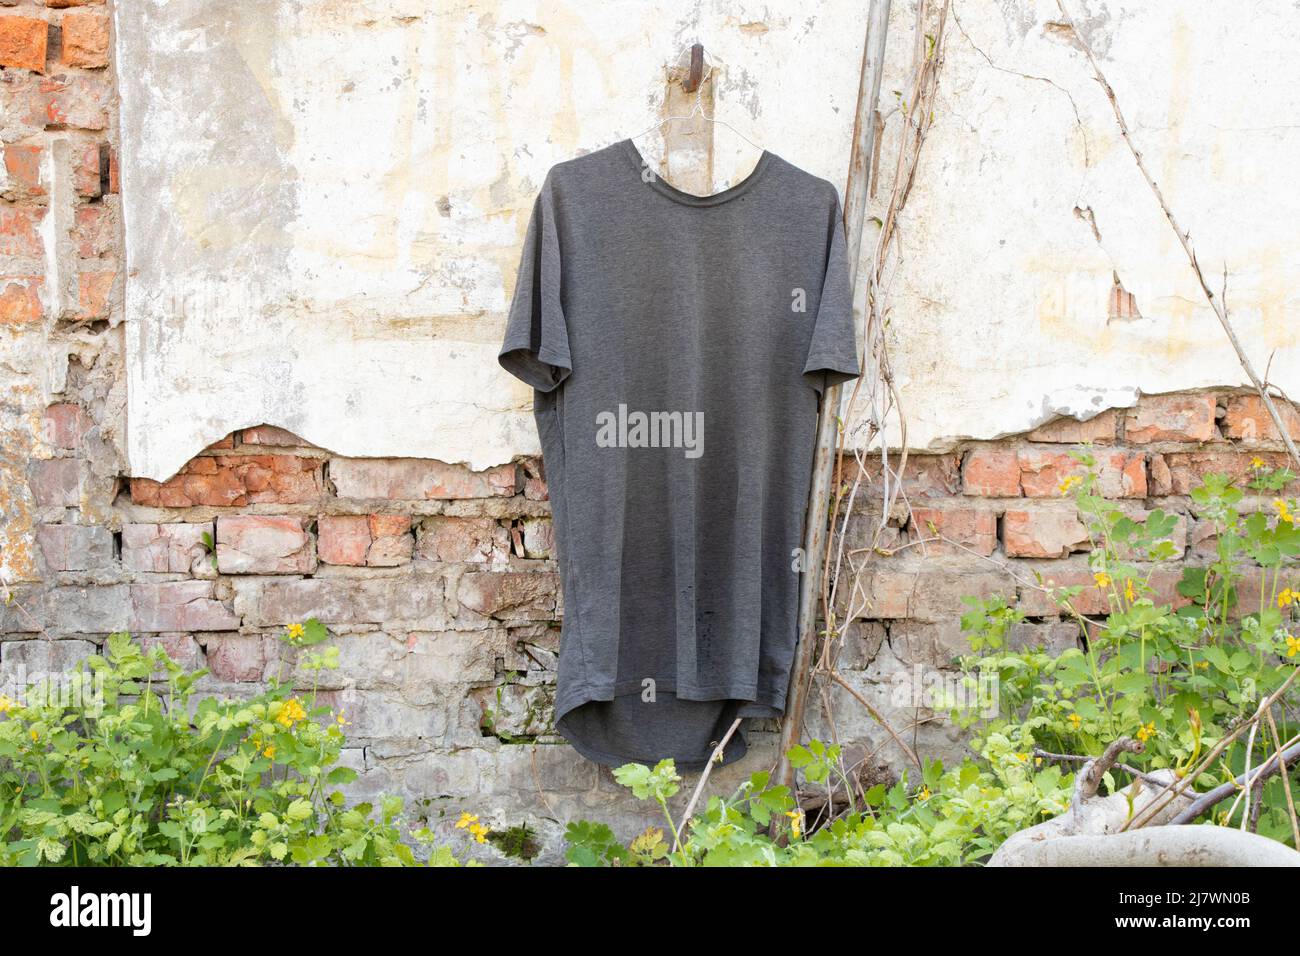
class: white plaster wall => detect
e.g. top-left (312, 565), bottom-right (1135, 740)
top-left (117, 0), bottom-right (1300, 481)
top-left (116, 0), bottom-right (865, 480)
top-left (872, 0), bottom-right (1300, 449)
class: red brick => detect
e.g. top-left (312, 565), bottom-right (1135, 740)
top-left (215, 515), bottom-right (315, 574)
top-left (1016, 568), bottom-right (1111, 616)
top-left (457, 571), bottom-right (557, 620)
top-left (417, 516), bottom-right (508, 563)
top-left (962, 447), bottom-right (1020, 497)
top-left (0, 16), bottom-right (48, 72)
top-left (1124, 393), bottom-right (1217, 443)
top-left (76, 268), bottom-right (112, 319)
top-left (1149, 453), bottom-right (1173, 496)
top-left (366, 514), bottom-right (412, 566)
top-left (121, 522), bottom-right (211, 573)
top-left (72, 139), bottom-right (100, 196)
top-left (29, 457), bottom-right (81, 506)
top-left (0, 206), bottom-right (45, 258)
top-left (0, 275), bottom-right (42, 324)
top-left (1003, 509), bottom-right (1089, 558)
top-left (59, 9), bottom-right (107, 68)
top-left (106, 144), bottom-right (117, 192)
top-left (4, 142), bottom-right (44, 195)
top-left (844, 569), bottom-right (1009, 623)
top-left (42, 402), bottom-right (88, 448)
top-left (129, 581), bottom-right (239, 631)
top-left (521, 516), bottom-right (553, 558)
top-left (40, 72), bottom-right (109, 129)
top-left (138, 633), bottom-right (203, 672)
top-left (329, 458), bottom-right (516, 500)
top-left (1018, 448), bottom-right (1146, 499)
top-left (203, 434), bottom-right (235, 451)
top-left (204, 634), bottom-right (269, 682)
top-left (73, 203), bottom-right (111, 257)
top-left (317, 515), bottom-right (370, 566)
top-left (519, 457), bottom-right (549, 501)
top-left (36, 522), bottom-right (111, 570)
top-left (1162, 451), bottom-right (1299, 496)
top-left (1026, 409), bottom-right (1118, 444)
top-left (129, 454), bottom-right (323, 507)
top-left (909, 506), bottom-right (997, 556)
top-left (43, 1), bottom-right (106, 8)
top-left (864, 453), bottom-right (962, 499)
top-left (1222, 394), bottom-right (1300, 442)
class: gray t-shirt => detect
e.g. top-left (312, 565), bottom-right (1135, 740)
top-left (500, 139), bottom-right (859, 771)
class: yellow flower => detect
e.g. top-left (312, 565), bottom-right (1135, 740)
top-left (1067, 713), bottom-right (1082, 729)
top-left (455, 811), bottom-right (479, 830)
top-left (0, 694), bottom-right (15, 715)
top-left (1279, 588), bottom-right (1296, 609)
top-left (335, 710), bottom-right (350, 727)
top-left (786, 809), bottom-right (804, 837)
top-left (1093, 572), bottom-right (1111, 588)
top-left (1274, 499), bottom-right (1294, 525)
top-left (1196, 660), bottom-right (1209, 669)
top-left (1285, 634), bottom-right (1300, 658)
top-left (1014, 752), bottom-right (1028, 763)
top-left (1136, 721), bottom-right (1157, 742)
top-left (29, 728), bottom-right (38, 742)
top-left (1058, 475), bottom-right (1082, 495)
top-left (1125, 579), bottom-right (1136, 602)
top-left (276, 697), bottom-right (307, 728)
top-left (263, 744), bottom-right (276, 758)
top-left (286, 622), bottom-right (305, 642)
top-left (1251, 456), bottom-right (1266, 470)
top-left (917, 786), bottom-right (931, 801)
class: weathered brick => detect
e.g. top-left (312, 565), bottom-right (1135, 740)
top-left (75, 268), bottom-right (112, 319)
top-left (1003, 508), bottom-right (1089, 558)
top-left (1124, 393), bottom-right (1217, 443)
top-left (203, 634), bottom-right (270, 682)
top-left (0, 16), bottom-right (48, 72)
top-left (234, 576), bottom-right (447, 628)
top-left (1015, 568), bottom-right (1111, 616)
top-left (0, 206), bottom-right (44, 257)
top-left (216, 515), bottom-right (315, 574)
top-left (73, 203), bottom-right (112, 257)
top-left (29, 457), bottom-right (82, 506)
top-left (521, 516), bottom-right (554, 559)
top-left (59, 9), bottom-right (107, 68)
top-left (1026, 409), bottom-right (1118, 444)
top-left (0, 275), bottom-right (43, 324)
top-left (241, 424), bottom-right (306, 446)
top-left (1149, 453), bottom-right (1173, 496)
top-left (323, 515), bottom-right (379, 565)
top-left (42, 402), bottom-right (88, 449)
top-left (407, 631), bottom-right (501, 684)
top-left (519, 457), bottom-right (548, 501)
top-left (1018, 448), bottom-right (1146, 499)
top-left (417, 516), bottom-right (508, 563)
top-left (3, 142), bottom-right (43, 194)
top-left (43, 1), bottom-right (107, 8)
top-left (130, 454), bottom-right (322, 507)
top-left (457, 572), bottom-right (557, 621)
top-left (41, 583), bottom-right (129, 632)
top-left (1163, 451), bottom-right (1298, 496)
top-left (40, 73), bottom-right (110, 129)
top-left (330, 458), bottom-right (515, 500)
top-left (35, 523), bottom-right (111, 571)
top-left (72, 138), bottom-right (99, 196)
top-left (129, 581), bottom-right (239, 632)
top-left (962, 448), bottom-right (1019, 497)
top-left (137, 633), bottom-right (203, 672)
top-left (1008, 621), bottom-right (1080, 655)
top-left (1222, 394), bottom-right (1300, 442)
top-left (863, 453), bottom-right (962, 499)
top-left (317, 515), bottom-right (370, 566)
top-left (909, 506), bottom-right (997, 556)
top-left (844, 569), bottom-right (1009, 623)
top-left (366, 514), bottom-right (412, 567)
top-left (121, 522), bottom-right (210, 573)
top-left (0, 639), bottom-right (96, 684)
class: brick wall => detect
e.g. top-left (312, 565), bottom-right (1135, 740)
top-left (3, 1), bottom-right (1300, 850)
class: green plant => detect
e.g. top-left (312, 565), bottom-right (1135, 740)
top-left (957, 452), bottom-right (1300, 842)
top-left (0, 621), bottom-right (468, 866)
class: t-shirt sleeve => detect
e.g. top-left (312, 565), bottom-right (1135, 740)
top-left (499, 174), bottom-right (572, 393)
top-left (802, 193), bottom-right (861, 395)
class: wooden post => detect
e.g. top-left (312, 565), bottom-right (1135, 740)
top-left (774, 0), bottom-right (893, 794)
